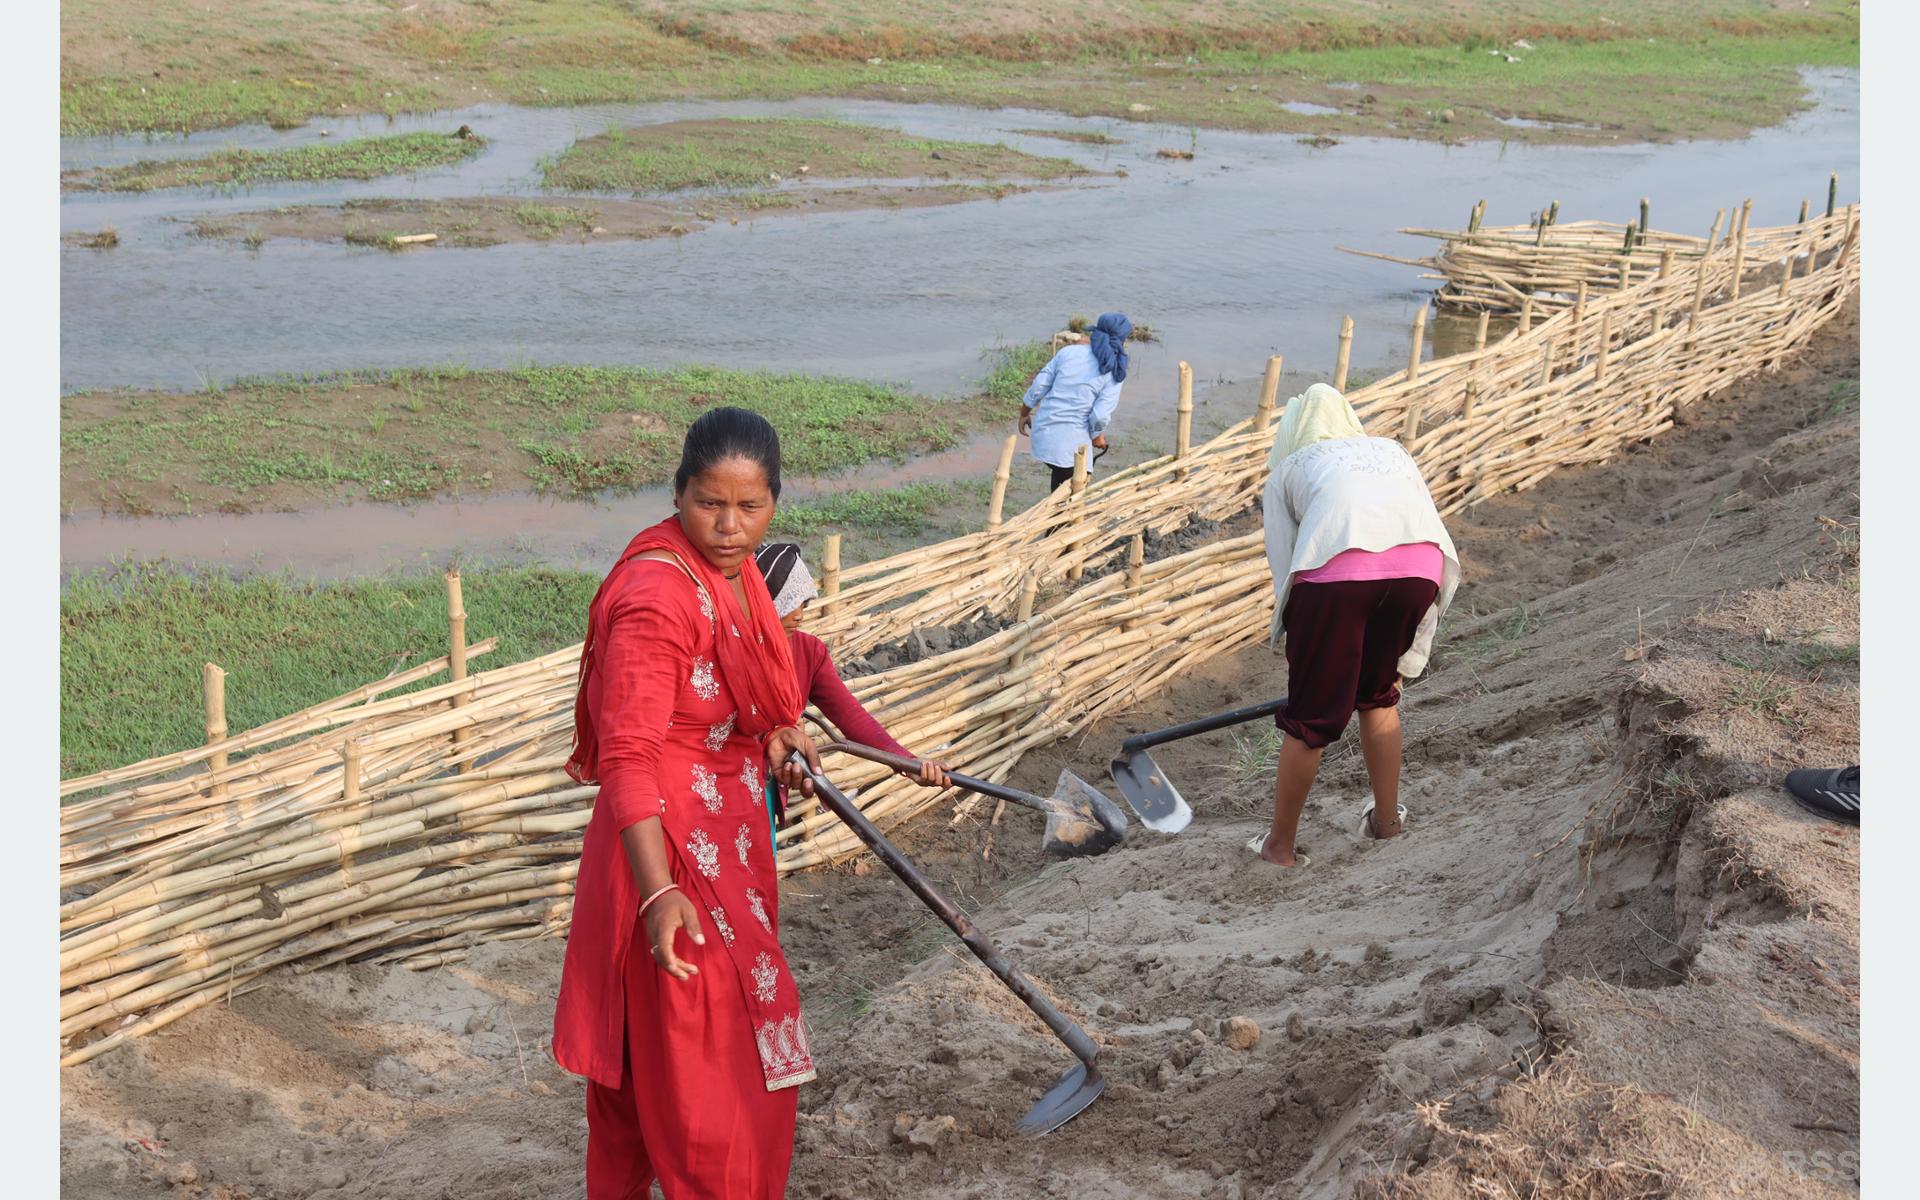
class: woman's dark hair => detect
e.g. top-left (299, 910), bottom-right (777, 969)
top-left (674, 406), bottom-right (782, 499)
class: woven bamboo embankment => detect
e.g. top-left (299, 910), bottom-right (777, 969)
top-left (55, 205), bottom-right (1860, 1066)
top-left (1347, 183), bottom-right (1842, 316)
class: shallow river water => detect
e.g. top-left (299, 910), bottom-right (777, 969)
top-left (60, 71), bottom-right (1857, 577)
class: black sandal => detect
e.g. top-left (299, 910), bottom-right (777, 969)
top-left (1784, 765), bottom-right (1859, 826)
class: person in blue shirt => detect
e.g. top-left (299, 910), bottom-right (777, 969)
top-left (1018, 311), bottom-right (1132, 491)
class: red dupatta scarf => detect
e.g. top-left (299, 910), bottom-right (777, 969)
top-left (568, 515), bottom-right (803, 783)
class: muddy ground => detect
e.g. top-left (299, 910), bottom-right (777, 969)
top-left (60, 305), bottom-right (1860, 1198)
top-left (192, 185), bottom-right (1055, 251)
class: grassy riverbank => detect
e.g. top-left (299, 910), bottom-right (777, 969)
top-left (62, 363), bottom-right (1007, 516)
top-left (61, 563), bottom-right (599, 777)
top-left (541, 118), bottom-right (1085, 192)
top-left (61, 1), bottom-right (1855, 140)
top-left (62, 130), bottom-right (484, 192)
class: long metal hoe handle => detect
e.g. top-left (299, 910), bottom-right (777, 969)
top-left (788, 753), bottom-right (1099, 1066)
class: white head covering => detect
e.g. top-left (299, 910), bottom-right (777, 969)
top-left (1273, 382), bottom-right (1367, 462)
top-left (754, 542), bottom-right (819, 618)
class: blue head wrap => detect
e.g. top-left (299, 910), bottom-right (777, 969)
top-left (1087, 311), bottom-right (1132, 383)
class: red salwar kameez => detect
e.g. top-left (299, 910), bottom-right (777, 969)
top-left (555, 518), bottom-right (814, 1200)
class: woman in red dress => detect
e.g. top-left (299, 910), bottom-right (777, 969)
top-left (553, 407), bottom-right (824, 1200)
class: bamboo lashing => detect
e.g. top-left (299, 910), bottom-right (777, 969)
top-left (56, 201), bottom-right (1861, 1066)
top-left (986, 435), bottom-right (1017, 532)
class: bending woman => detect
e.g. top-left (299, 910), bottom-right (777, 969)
top-left (1254, 384), bottom-right (1460, 868)
top-left (1019, 311), bottom-right (1132, 491)
top-left (554, 407), bottom-right (823, 1199)
top-left (754, 542), bottom-right (951, 794)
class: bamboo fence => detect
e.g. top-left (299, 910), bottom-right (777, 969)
top-left (1347, 183), bottom-right (1842, 315)
top-left (55, 203), bottom-right (1860, 1066)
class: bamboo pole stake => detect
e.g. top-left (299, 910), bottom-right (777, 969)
top-left (1010, 573), bottom-right (1039, 667)
top-left (1827, 172), bottom-right (1838, 219)
top-left (1572, 281), bottom-right (1588, 326)
top-left (1461, 310), bottom-right (1490, 421)
top-left (820, 535), bottom-right (842, 616)
top-left (1798, 199), bottom-right (1809, 225)
top-left (203, 664), bottom-right (228, 803)
top-left (1254, 355), bottom-right (1283, 430)
top-left (1400, 305), bottom-right (1428, 445)
top-left (446, 571), bottom-right (470, 771)
top-left (1174, 362), bottom-right (1193, 480)
top-left (1066, 445), bottom-right (1091, 583)
top-left (1594, 309), bottom-right (1612, 383)
top-left (1334, 317), bottom-right (1354, 392)
top-left (1730, 199), bottom-right (1752, 299)
top-left (985, 434), bottom-right (1016, 532)
top-left (1705, 208), bottom-right (1725, 255)
top-left (342, 740), bottom-right (362, 802)
top-left (1121, 535), bottom-right (1145, 631)
top-left (1638, 198), bottom-right (1650, 239)
top-left (1468, 199), bottom-right (1485, 233)
top-left (1519, 295), bottom-right (1533, 335)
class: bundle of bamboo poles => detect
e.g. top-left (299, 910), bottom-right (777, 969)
top-left (56, 202), bottom-right (1860, 1066)
top-left (1346, 179), bottom-right (1843, 315)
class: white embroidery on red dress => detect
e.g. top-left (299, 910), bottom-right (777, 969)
top-left (735, 823), bottom-right (754, 866)
top-left (751, 951), bottom-right (780, 1005)
top-left (704, 712), bottom-right (736, 752)
top-left (692, 764), bottom-right (723, 814)
top-left (690, 656), bottom-right (720, 702)
top-left (742, 757), bottom-right (762, 801)
top-left (745, 886), bottom-right (772, 934)
top-left (687, 829), bottom-right (720, 879)
top-left (708, 906), bottom-right (736, 946)
top-left (755, 1014), bottom-right (814, 1082)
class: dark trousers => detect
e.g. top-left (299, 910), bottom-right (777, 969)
top-left (1049, 464), bottom-right (1076, 492)
top-left (1275, 576), bottom-right (1440, 748)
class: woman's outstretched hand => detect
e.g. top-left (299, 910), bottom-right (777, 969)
top-left (767, 725), bottom-right (820, 796)
top-left (644, 890), bottom-right (706, 981)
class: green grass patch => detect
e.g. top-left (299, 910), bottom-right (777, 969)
top-left (66, 131), bottom-right (485, 192)
top-left (770, 480), bottom-right (991, 539)
top-left (540, 117), bottom-right (1084, 194)
top-left (63, 363), bottom-right (977, 515)
top-left (61, 561), bottom-right (600, 778)
top-left (981, 340), bottom-right (1056, 407)
top-left (510, 203), bottom-right (600, 238)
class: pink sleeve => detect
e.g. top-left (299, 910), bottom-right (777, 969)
top-left (797, 632), bottom-right (913, 758)
top-left (593, 565), bottom-right (699, 833)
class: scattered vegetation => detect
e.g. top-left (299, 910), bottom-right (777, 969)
top-left (510, 203), bottom-right (599, 238)
top-left (981, 340), bottom-right (1057, 406)
top-left (61, 1), bottom-right (1856, 141)
top-left (61, 561), bottom-right (601, 777)
top-left (63, 227), bottom-right (120, 249)
top-left (770, 480), bottom-right (991, 538)
top-left (64, 131), bottom-right (484, 192)
top-left (1010, 128), bottom-right (1122, 145)
top-left (540, 117), bottom-right (1083, 194)
top-left (64, 364), bottom-right (983, 514)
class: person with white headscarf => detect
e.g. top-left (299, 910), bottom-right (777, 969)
top-left (1252, 384), bottom-right (1460, 868)
top-left (753, 544), bottom-right (951, 825)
